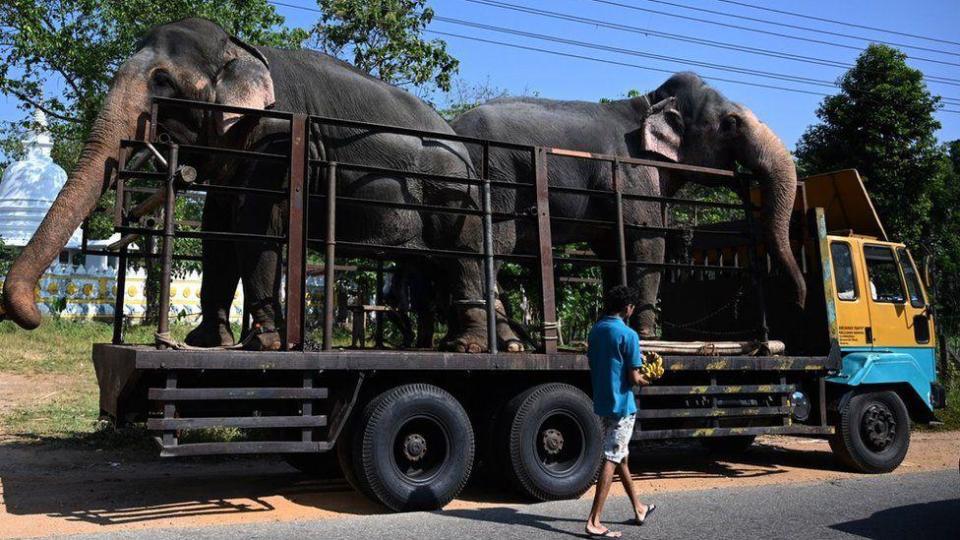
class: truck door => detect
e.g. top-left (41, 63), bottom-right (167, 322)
top-left (896, 248), bottom-right (932, 345)
top-left (830, 240), bottom-right (871, 347)
top-left (861, 244), bottom-right (910, 347)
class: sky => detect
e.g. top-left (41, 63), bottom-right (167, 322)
top-left (2, 0), bottom-right (960, 155)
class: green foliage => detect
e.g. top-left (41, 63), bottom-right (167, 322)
top-left (795, 44), bottom-right (943, 248)
top-left (437, 77), bottom-right (508, 120)
top-left (795, 44), bottom-right (960, 336)
top-left (0, 0), bottom-right (306, 165)
top-left (312, 0), bottom-right (459, 92)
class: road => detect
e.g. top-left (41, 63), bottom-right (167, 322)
top-left (3, 433), bottom-right (958, 538)
top-left (73, 469), bottom-right (958, 540)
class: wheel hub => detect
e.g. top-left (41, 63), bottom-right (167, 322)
top-left (862, 403), bottom-right (896, 451)
top-left (541, 428), bottom-right (565, 455)
top-left (403, 433), bottom-right (428, 462)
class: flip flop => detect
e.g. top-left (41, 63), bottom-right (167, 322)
top-left (635, 503), bottom-right (657, 525)
top-left (586, 527), bottom-right (622, 538)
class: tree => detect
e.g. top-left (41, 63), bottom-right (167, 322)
top-left (928, 141), bottom-right (960, 334)
top-left (795, 44), bottom-right (944, 247)
top-left (311, 0), bottom-right (459, 93)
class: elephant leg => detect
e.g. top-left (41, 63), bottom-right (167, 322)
top-left (234, 194), bottom-right (284, 351)
top-left (185, 194), bottom-right (238, 347)
top-left (590, 234), bottom-right (663, 339)
top-left (628, 236), bottom-right (664, 339)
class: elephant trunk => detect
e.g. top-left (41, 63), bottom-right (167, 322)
top-left (2, 84), bottom-right (138, 329)
top-left (736, 110), bottom-right (807, 308)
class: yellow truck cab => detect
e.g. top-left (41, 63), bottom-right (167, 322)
top-left (804, 171), bottom-right (945, 469)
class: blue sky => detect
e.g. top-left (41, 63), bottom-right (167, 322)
top-left (2, 0), bottom-right (959, 154)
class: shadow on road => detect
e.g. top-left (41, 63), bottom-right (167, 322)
top-left (830, 498), bottom-right (959, 539)
top-left (0, 437), bottom-right (839, 528)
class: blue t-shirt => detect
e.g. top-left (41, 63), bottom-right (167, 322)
top-left (587, 316), bottom-right (642, 417)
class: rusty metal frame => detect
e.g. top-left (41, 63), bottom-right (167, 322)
top-left (91, 97), bottom-right (776, 353)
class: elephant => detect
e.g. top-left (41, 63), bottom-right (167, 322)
top-left (450, 72), bottom-right (806, 341)
top-left (0, 18), bottom-right (511, 353)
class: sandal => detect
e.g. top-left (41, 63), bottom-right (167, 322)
top-left (635, 503), bottom-right (657, 525)
top-left (586, 528), bottom-right (622, 538)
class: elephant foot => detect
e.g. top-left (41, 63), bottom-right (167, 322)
top-left (440, 332), bottom-right (486, 353)
top-left (243, 324), bottom-right (282, 351)
top-left (440, 303), bottom-right (527, 353)
top-left (185, 321), bottom-right (235, 348)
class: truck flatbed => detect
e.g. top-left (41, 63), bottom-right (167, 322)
top-left (93, 343), bottom-right (836, 372)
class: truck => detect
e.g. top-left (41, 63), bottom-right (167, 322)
top-left (85, 97), bottom-right (945, 511)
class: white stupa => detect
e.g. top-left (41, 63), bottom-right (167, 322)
top-left (0, 109), bottom-right (81, 249)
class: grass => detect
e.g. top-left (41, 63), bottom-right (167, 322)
top-left (0, 319), bottom-right (193, 449)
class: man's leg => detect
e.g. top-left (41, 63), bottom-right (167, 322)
top-left (616, 459), bottom-right (652, 522)
top-left (586, 460), bottom-right (621, 537)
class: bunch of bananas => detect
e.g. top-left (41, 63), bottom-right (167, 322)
top-left (641, 351), bottom-right (665, 381)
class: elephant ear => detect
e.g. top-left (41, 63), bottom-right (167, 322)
top-left (212, 36), bottom-right (275, 136)
top-left (641, 97), bottom-right (683, 162)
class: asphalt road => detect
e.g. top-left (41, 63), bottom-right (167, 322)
top-left (71, 469), bottom-right (958, 540)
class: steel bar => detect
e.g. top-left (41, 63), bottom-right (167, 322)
top-left (162, 371), bottom-right (177, 448)
top-left (177, 142), bottom-right (287, 162)
top-left (549, 215), bottom-right (747, 237)
top-left (632, 425), bottom-right (834, 440)
top-left (310, 193), bottom-right (533, 220)
top-left (112, 246), bottom-right (128, 345)
top-left (148, 387), bottom-right (330, 400)
top-left (547, 147), bottom-right (735, 177)
top-left (158, 441), bottom-right (333, 457)
top-left (547, 184), bottom-right (744, 209)
top-left (309, 159), bottom-right (532, 191)
top-left (637, 384), bottom-right (795, 395)
top-left (156, 144), bottom-right (178, 340)
top-left (323, 163), bottom-right (337, 351)
top-left (613, 159), bottom-right (628, 286)
top-left (375, 259), bottom-right (385, 348)
top-left (635, 406), bottom-right (791, 419)
top-left (153, 96), bottom-right (296, 120)
top-left (740, 174), bottom-right (770, 342)
top-left (309, 115), bottom-right (531, 151)
top-left (147, 415), bottom-right (328, 430)
top-left (534, 147), bottom-right (559, 354)
top-left (284, 114), bottom-right (308, 350)
top-left (481, 141), bottom-right (498, 354)
top-left (554, 255), bottom-right (747, 272)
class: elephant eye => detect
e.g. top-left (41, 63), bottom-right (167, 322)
top-left (150, 69), bottom-right (177, 96)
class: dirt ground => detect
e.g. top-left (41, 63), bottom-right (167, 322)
top-left (0, 430), bottom-right (957, 539)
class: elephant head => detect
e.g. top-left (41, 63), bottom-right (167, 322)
top-left (642, 72), bottom-right (806, 308)
top-left (1, 18), bottom-right (275, 329)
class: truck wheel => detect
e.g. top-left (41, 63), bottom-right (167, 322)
top-left (700, 435), bottom-right (756, 454)
top-left (352, 384), bottom-right (475, 511)
top-left (502, 383), bottom-right (602, 501)
top-left (284, 452), bottom-right (342, 479)
top-left (829, 390), bottom-right (910, 473)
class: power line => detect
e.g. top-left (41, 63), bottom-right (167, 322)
top-left (435, 17), bottom-right (837, 88)
top-left (587, 0), bottom-right (960, 69)
top-left (426, 29), bottom-right (830, 97)
top-left (637, 0), bottom-right (960, 58)
top-left (267, 1), bottom-right (960, 112)
top-left (467, 0), bottom-right (960, 88)
top-left (433, 16), bottom-right (960, 103)
top-left (714, 0), bottom-right (960, 49)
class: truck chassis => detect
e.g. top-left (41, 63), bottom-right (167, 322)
top-left (83, 97), bottom-right (932, 511)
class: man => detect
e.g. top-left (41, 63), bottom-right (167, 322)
top-left (585, 285), bottom-right (656, 538)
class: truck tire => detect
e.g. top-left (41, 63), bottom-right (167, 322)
top-left (501, 383), bottom-right (602, 501)
top-left (352, 384), bottom-right (475, 511)
top-left (829, 390), bottom-right (910, 473)
top-left (284, 452), bottom-right (342, 479)
top-left (700, 435), bottom-right (756, 454)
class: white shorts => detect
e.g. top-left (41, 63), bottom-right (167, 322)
top-left (600, 413), bottom-right (636, 463)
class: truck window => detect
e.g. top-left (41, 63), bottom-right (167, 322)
top-left (864, 245), bottom-right (905, 303)
top-left (897, 248), bottom-right (925, 308)
top-left (830, 242), bottom-right (858, 300)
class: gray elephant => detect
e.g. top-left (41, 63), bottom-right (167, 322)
top-left (0, 18), bottom-right (505, 353)
top-left (451, 73), bottom-right (806, 340)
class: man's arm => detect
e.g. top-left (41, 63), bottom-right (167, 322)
top-left (623, 333), bottom-right (650, 386)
